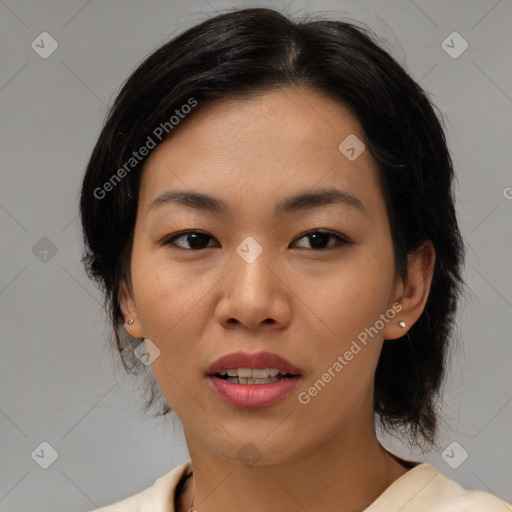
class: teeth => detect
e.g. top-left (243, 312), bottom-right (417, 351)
top-left (219, 368), bottom-right (291, 378)
top-left (226, 376), bottom-right (281, 385)
top-left (217, 367), bottom-right (300, 385)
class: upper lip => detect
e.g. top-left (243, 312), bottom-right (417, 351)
top-left (207, 351), bottom-right (302, 376)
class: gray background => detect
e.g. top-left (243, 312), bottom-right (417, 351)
top-left (0, 0), bottom-right (511, 510)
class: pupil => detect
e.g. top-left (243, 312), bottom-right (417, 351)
top-left (188, 233), bottom-right (209, 249)
top-left (310, 232), bottom-right (329, 249)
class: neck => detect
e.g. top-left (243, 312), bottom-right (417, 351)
top-left (177, 418), bottom-right (411, 512)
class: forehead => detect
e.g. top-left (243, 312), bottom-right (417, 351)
top-left (138, 86), bottom-right (384, 219)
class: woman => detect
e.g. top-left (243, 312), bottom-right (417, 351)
top-left (80, 7), bottom-right (511, 511)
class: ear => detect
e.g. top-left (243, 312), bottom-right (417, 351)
top-left (383, 240), bottom-right (436, 341)
top-left (119, 279), bottom-right (144, 339)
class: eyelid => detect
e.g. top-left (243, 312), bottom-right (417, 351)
top-left (162, 229), bottom-right (350, 250)
top-left (162, 229), bottom-right (215, 246)
top-left (292, 229), bottom-right (350, 250)
top-left (295, 228), bottom-right (350, 243)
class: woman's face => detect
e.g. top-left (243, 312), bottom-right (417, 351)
top-left (121, 86), bottom-right (410, 464)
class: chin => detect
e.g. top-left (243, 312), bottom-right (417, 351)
top-left (204, 433), bottom-right (306, 468)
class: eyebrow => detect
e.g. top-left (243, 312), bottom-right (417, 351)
top-left (149, 187), bottom-right (368, 217)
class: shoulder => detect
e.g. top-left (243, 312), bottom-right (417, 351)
top-left (365, 463), bottom-right (512, 511)
top-left (86, 460), bottom-right (192, 512)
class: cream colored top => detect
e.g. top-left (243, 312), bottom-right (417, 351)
top-left (88, 460), bottom-right (511, 512)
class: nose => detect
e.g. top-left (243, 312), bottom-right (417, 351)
top-left (215, 243), bottom-right (292, 331)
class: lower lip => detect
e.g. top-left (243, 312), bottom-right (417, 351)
top-left (208, 375), bottom-right (301, 408)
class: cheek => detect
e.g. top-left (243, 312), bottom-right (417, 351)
top-left (132, 244), bottom-right (227, 334)
top-left (294, 271), bottom-right (387, 425)
top-left (293, 247), bottom-right (393, 396)
top-left (131, 249), bottom-right (200, 331)
top-left (299, 247), bottom-right (394, 336)
top-left (129, 253), bottom-right (207, 384)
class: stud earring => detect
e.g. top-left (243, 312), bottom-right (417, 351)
top-left (127, 319), bottom-right (134, 325)
top-left (398, 321), bottom-right (406, 328)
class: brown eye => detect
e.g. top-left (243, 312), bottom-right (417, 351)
top-left (163, 229), bottom-right (349, 252)
top-left (292, 230), bottom-right (348, 251)
top-left (164, 231), bottom-right (218, 250)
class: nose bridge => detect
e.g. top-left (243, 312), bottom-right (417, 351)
top-left (218, 234), bottom-right (283, 325)
top-left (232, 235), bottom-right (273, 295)
top-left (215, 233), bottom-right (294, 329)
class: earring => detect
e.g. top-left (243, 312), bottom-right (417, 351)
top-left (398, 321), bottom-right (406, 328)
top-left (127, 319), bottom-right (134, 325)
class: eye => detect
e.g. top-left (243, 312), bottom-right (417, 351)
top-left (163, 230), bottom-right (218, 250)
top-left (163, 229), bottom-right (348, 251)
top-left (291, 229), bottom-right (348, 251)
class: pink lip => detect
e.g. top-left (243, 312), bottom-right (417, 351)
top-left (207, 350), bottom-right (302, 375)
top-left (208, 375), bottom-right (301, 408)
top-left (206, 351), bottom-right (303, 409)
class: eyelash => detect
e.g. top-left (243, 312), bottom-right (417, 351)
top-left (162, 229), bottom-right (350, 252)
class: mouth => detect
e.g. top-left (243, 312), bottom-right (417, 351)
top-left (214, 368), bottom-right (300, 385)
top-left (206, 351), bottom-right (302, 408)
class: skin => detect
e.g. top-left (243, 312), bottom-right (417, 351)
top-left (120, 85), bottom-right (435, 512)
